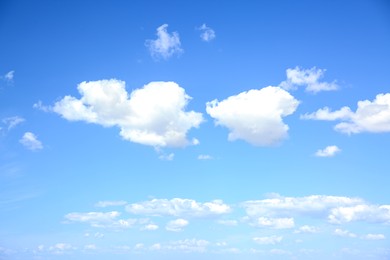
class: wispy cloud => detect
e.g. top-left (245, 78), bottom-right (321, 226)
top-left (2, 116), bottom-right (25, 130)
top-left (198, 24), bottom-right (215, 42)
top-left (19, 132), bottom-right (43, 150)
top-left (279, 67), bottom-right (338, 93)
top-left (198, 154), bottom-right (213, 160)
top-left (302, 93), bottom-right (390, 134)
top-left (253, 236), bottom-right (283, 245)
top-left (1, 70), bottom-right (14, 84)
top-left (146, 24), bottom-right (183, 60)
top-left (315, 145), bottom-right (341, 157)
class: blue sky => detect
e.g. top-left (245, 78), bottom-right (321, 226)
top-left (1, 0), bottom-right (390, 259)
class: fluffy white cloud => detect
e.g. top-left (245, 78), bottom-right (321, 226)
top-left (253, 236), bottom-right (283, 245)
top-left (301, 93), bottom-right (390, 134)
top-left (198, 24), bottom-right (216, 42)
top-left (242, 194), bottom-right (390, 225)
top-left (166, 218), bottom-right (189, 232)
top-left (328, 204), bottom-right (390, 224)
top-left (95, 200), bottom-right (127, 207)
top-left (126, 198), bottom-right (230, 217)
top-left (315, 145), bottom-right (341, 157)
top-left (250, 217), bottom-right (295, 229)
top-left (19, 132), bottom-right (43, 150)
top-left (146, 24), bottom-right (183, 59)
top-left (53, 80), bottom-right (203, 147)
top-left (206, 86), bottom-right (299, 146)
top-left (2, 116), bottom-right (25, 130)
top-left (334, 228), bottom-right (357, 238)
top-left (279, 67), bottom-right (338, 93)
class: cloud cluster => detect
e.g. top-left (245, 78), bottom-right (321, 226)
top-left (206, 86), bottom-right (299, 146)
top-left (242, 194), bottom-right (390, 225)
top-left (302, 93), bottom-right (390, 134)
top-left (19, 132), bottom-right (43, 150)
top-left (198, 24), bottom-right (216, 42)
top-left (53, 80), bottom-right (203, 147)
top-left (315, 145), bottom-right (341, 157)
top-left (126, 198), bottom-right (231, 217)
top-left (146, 24), bottom-right (183, 59)
top-left (279, 67), bottom-right (338, 93)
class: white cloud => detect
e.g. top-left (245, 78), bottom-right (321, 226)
top-left (84, 244), bottom-right (97, 250)
top-left (53, 80), bottom-right (203, 148)
top-left (19, 132), bottom-right (43, 150)
top-left (143, 223), bottom-right (159, 231)
top-left (146, 24), bottom-right (183, 59)
top-left (198, 154), bottom-right (213, 160)
top-left (126, 198), bottom-right (230, 217)
top-left (149, 239), bottom-right (209, 252)
top-left (279, 67), bottom-right (338, 93)
top-left (33, 100), bottom-right (52, 112)
top-left (206, 86), bottom-right (299, 146)
top-left (166, 218), bottom-right (189, 232)
top-left (2, 116), bottom-right (25, 130)
top-left (250, 217), bottom-right (295, 229)
top-left (328, 204), bottom-right (390, 224)
top-left (95, 200), bottom-right (127, 207)
top-left (64, 211), bottom-right (139, 229)
top-left (334, 228), bottom-right (357, 238)
top-left (362, 234), bottom-right (385, 240)
top-left (301, 93), bottom-right (390, 134)
top-left (294, 225), bottom-right (319, 234)
top-left (1, 70), bottom-right (14, 83)
top-left (158, 152), bottom-right (175, 161)
top-left (315, 145), bottom-right (341, 157)
top-left (198, 24), bottom-right (216, 42)
top-left (253, 236), bottom-right (283, 245)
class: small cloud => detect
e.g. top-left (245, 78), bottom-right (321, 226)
top-left (158, 153), bottom-right (174, 161)
top-left (315, 145), bottom-right (341, 157)
top-left (217, 219), bottom-right (238, 226)
top-left (294, 225), bottom-right (319, 234)
top-left (1, 71), bottom-right (14, 84)
top-left (2, 116), bottom-right (25, 130)
top-left (253, 236), bottom-right (283, 245)
top-left (19, 132), bottom-right (43, 150)
top-left (145, 24), bottom-right (183, 60)
top-left (33, 101), bottom-right (52, 112)
top-left (334, 228), bottom-right (357, 238)
top-left (143, 224), bottom-right (159, 231)
top-left (166, 218), bottom-right (189, 232)
top-left (279, 67), bottom-right (338, 93)
top-left (198, 154), bottom-right (213, 160)
top-left (361, 233), bottom-right (385, 240)
top-left (198, 24), bottom-right (216, 42)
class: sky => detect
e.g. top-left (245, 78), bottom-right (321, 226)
top-left (1, 0), bottom-right (390, 259)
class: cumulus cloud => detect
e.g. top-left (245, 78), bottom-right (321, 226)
top-left (146, 24), bottom-right (183, 60)
top-left (53, 80), bottom-right (203, 148)
top-left (243, 194), bottom-right (390, 225)
top-left (253, 236), bottom-right (283, 245)
top-left (198, 24), bottom-right (216, 42)
top-left (301, 93), bottom-right (390, 134)
top-left (206, 86), bottom-right (299, 146)
top-left (166, 218), bottom-right (189, 232)
top-left (126, 198), bottom-right (230, 218)
top-left (94, 200), bottom-right (127, 207)
top-left (143, 223), bottom-right (159, 231)
top-left (279, 67), bottom-right (338, 93)
top-left (2, 116), bottom-right (25, 130)
top-left (19, 132), bottom-right (43, 150)
top-left (315, 145), bottom-right (341, 157)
